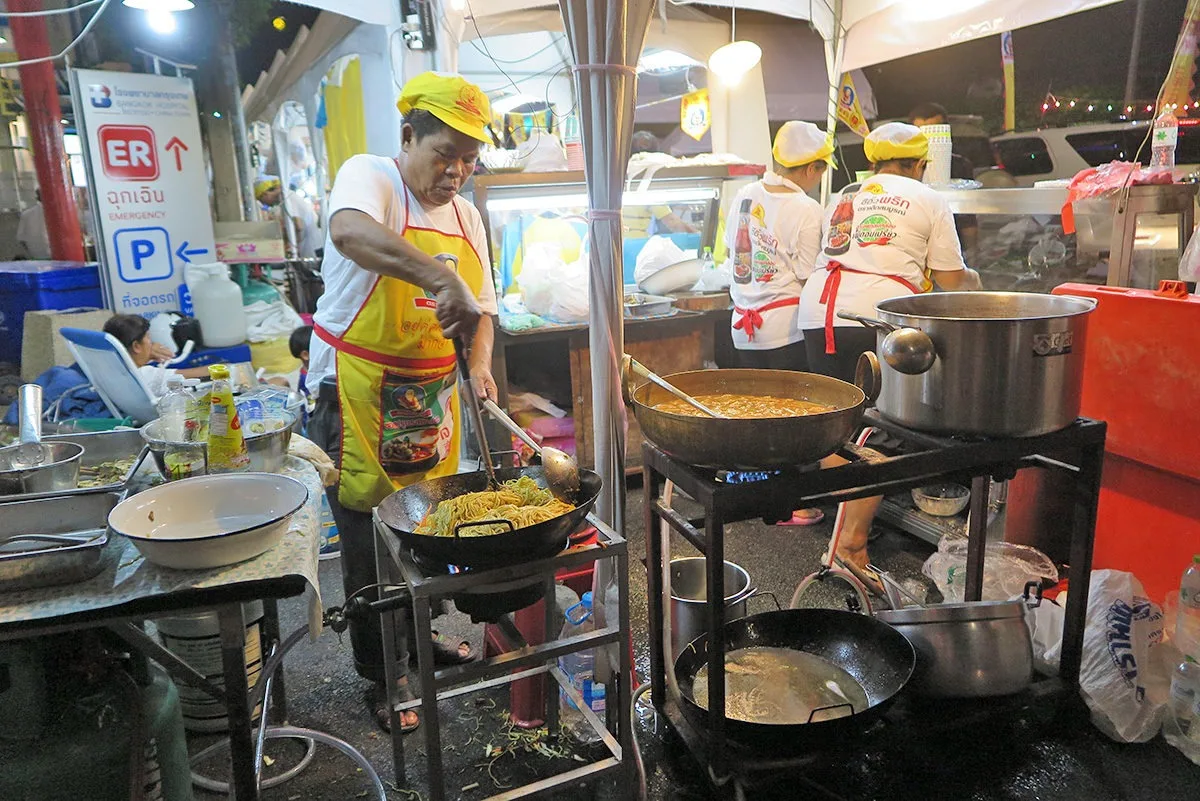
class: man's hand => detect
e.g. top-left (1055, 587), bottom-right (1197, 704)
top-left (148, 343), bottom-right (176, 363)
top-left (434, 273), bottom-right (482, 341)
top-left (469, 365), bottom-right (497, 403)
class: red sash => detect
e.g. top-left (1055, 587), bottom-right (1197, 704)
top-left (818, 261), bottom-right (921, 354)
top-left (732, 297), bottom-right (800, 342)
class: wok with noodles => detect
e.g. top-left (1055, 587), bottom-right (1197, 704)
top-left (415, 475), bottom-right (575, 538)
top-left (654, 393), bottom-right (833, 419)
top-left (675, 608), bottom-right (914, 752)
top-left (377, 465), bottom-right (602, 569)
top-left (625, 366), bottom-right (877, 470)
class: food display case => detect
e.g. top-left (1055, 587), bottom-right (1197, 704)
top-left (466, 164), bottom-right (762, 471)
top-left (940, 183), bottom-right (1198, 292)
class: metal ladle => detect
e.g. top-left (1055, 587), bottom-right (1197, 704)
top-left (481, 398), bottom-right (580, 502)
top-left (453, 337), bottom-right (499, 490)
top-left (837, 312), bottom-right (937, 376)
top-left (621, 355), bottom-right (728, 419)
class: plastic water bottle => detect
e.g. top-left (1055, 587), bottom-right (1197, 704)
top-left (1178, 555), bottom-right (1200, 661)
top-left (1166, 657), bottom-right (1200, 763)
top-left (1151, 109), bottom-right (1179, 172)
top-left (157, 376), bottom-right (191, 442)
top-left (557, 592), bottom-right (605, 743)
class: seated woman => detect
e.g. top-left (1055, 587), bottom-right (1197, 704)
top-left (103, 314), bottom-right (210, 399)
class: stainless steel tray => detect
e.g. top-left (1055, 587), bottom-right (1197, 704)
top-left (0, 429), bottom-right (149, 503)
top-left (624, 292), bottom-right (675, 319)
top-left (0, 491), bottom-right (121, 592)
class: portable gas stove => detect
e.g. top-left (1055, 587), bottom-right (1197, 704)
top-left (643, 411), bottom-right (1107, 797)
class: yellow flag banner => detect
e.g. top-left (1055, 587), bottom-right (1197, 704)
top-left (1001, 31), bottom-right (1015, 132)
top-left (1162, 0), bottom-right (1200, 110)
top-left (680, 89), bottom-right (711, 141)
top-left (836, 74), bottom-right (871, 138)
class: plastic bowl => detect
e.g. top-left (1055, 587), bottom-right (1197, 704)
top-left (108, 473), bottom-right (309, 570)
top-left (141, 410), bottom-right (297, 480)
top-left (912, 483), bottom-right (970, 517)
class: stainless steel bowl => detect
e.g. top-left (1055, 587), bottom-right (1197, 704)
top-left (911, 483), bottom-right (970, 516)
top-left (0, 442), bottom-right (85, 497)
top-left (141, 411), bottom-right (297, 480)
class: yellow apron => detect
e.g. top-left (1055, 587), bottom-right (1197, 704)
top-left (314, 187), bottom-right (486, 512)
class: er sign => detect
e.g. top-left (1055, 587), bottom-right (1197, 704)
top-left (98, 125), bottom-right (159, 181)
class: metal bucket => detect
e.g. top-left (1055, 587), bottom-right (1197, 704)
top-left (669, 557), bottom-right (753, 659)
top-left (155, 601), bottom-right (264, 732)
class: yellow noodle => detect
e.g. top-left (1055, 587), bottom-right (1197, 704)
top-left (415, 475), bottom-right (575, 538)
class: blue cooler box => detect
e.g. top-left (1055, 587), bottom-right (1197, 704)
top-left (0, 261), bottom-right (103, 365)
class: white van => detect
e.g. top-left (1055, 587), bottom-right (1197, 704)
top-left (990, 120), bottom-right (1200, 186)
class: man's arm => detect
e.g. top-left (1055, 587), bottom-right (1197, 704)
top-left (467, 315), bottom-right (497, 401)
top-left (330, 209), bottom-right (481, 339)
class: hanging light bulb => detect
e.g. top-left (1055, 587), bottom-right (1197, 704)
top-left (146, 8), bottom-right (176, 33)
top-left (708, 2), bottom-right (761, 86)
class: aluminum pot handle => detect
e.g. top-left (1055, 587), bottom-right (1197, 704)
top-left (837, 311), bottom-right (899, 333)
top-left (855, 351), bottom-right (881, 405)
top-left (1022, 580), bottom-right (1044, 609)
top-left (741, 588), bottom-right (782, 611)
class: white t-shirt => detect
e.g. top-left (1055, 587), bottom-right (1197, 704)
top-left (799, 173), bottom-right (965, 329)
top-left (724, 173), bottom-right (822, 350)
top-left (308, 154), bottom-right (498, 387)
top-left (283, 189), bottom-right (320, 259)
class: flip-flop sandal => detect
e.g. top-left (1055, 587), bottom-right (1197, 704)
top-left (370, 681), bottom-right (420, 734)
top-left (776, 509), bottom-right (826, 527)
top-left (430, 630), bottom-right (474, 666)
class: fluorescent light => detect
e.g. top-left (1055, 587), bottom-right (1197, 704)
top-left (486, 187), bottom-right (718, 213)
top-left (123, 0), bottom-right (195, 10)
top-left (638, 49), bottom-right (702, 73)
top-left (708, 41), bottom-right (762, 86)
top-left (146, 8), bottom-right (176, 34)
top-left (491, 93), bottom-right (541, 115)
top-left (63, 134), bottom-right (82, 156)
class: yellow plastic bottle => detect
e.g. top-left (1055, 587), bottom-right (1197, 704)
top-left (206, 364), bottom-right (250, 473)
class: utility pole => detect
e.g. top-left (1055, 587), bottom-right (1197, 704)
top-left (1124, 0), bottom-right (1148, 105)
top-left (201, 0), bottom-right (258, 222)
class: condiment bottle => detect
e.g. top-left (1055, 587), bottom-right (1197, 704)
top-left (206, 363), bottom-right (250, 473)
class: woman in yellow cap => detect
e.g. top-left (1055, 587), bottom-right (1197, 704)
top-left (799, 122), bottom-right (981, 588)
top-left (723, 120), bottom-right (833, 526)
top-left (305, 71), bottom-right (498, 734)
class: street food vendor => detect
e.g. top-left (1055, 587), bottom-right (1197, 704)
top-left (624, 131), bottom-right (698, 237)
top-left (306, 72), bottom-right (499, 734)
top-left (724, 120), bottom-right (833, 526)
top-left (799, 122), bottom-right (981, 584)
top-left (256, 175), bottom-right (321, 260)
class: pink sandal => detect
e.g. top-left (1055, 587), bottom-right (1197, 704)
top-left (776, 509), bottom-right (825, 527)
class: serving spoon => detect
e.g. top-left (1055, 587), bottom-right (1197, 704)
top-left (481, 399), bottom-right (580, 503)
top-left (621, 356), bottom-right (728, 419)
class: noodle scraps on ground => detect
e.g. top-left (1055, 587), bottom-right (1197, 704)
top-left (416, 475), bottom-right (574, 537)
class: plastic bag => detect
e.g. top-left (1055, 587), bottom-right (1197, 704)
top-left (923, 537), bottom-right (1058, 603)
top-left (692, 252), bottom-right (733, 292)
top-left (1180, 229), bottom-right (1200, 282)
top-left (1071, 570), bottom-right (1171, 742)
top-left (517, 243), bottom-right (589, 324)
top-left (517, 131), bottom-right (568, 172)
top-left (634, 235), bottom-right (686, 286)
top-left (244, 299), bottom-right (303, 343)
top-left (1065, 160), bottom-right (1173, 205)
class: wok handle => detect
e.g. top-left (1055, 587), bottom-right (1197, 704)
top-left (837, 311), bottom-right (898, 333)
top-left (452, 518), bottom-right (516, 538)
top-left (855, 352), bottom-right (881, 406)
top-left (742, 589), bottom-right (782, 612)
top-left (807, 703), bottom-right (855, 723)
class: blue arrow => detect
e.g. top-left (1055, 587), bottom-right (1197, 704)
top-left (175, 241), bottom-right (209, 264)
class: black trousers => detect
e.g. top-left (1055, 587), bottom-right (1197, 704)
top-left (735, 339), bottom-right (810, 372)
top-left (308, 378), bottom-right (412, 684)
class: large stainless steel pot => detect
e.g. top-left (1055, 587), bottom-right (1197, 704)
top-left (875, 583), bottom-right (1042, 698)
top-left (669, 557), bottom-right (754, 660)
top-left (865, 292), bottom-right (1096, 437)
top-left (624, 366), bottom-right (877, 469)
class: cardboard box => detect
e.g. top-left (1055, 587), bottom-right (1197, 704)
top-left (21, 308), bottom-right (113, 380)
top-left (214, 221), bottom-right (287, 264)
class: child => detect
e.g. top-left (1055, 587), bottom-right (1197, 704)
top-left (289, 325), bottom-right (313, 398)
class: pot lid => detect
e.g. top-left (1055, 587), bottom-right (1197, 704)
top-left (875, 598), bottom-right (1027, 624)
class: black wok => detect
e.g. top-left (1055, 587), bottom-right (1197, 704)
top-left (625, 367), bottom-right (878, 470)
top-left (377, 465), bottom-right (601, 569)
top-left (674, 608), bottom-right (915, 752)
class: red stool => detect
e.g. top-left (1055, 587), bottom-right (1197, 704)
top-left (483, 527), bottom-right (598, 728)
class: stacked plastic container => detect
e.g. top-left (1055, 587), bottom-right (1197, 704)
top-left (919, 124), bottom-right (953, 186)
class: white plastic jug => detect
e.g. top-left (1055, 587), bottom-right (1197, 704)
top-left (187, 262), bottom-right (247, 348)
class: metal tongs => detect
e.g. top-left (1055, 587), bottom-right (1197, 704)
top-left (453, 337), bottom-right (499, 489)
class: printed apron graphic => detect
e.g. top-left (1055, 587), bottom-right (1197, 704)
top-left (855, 214), bottom-right (897, 247)
top-left (825, 190), bottom-right (857, 256)
top-left (379, 369), bottom-right (456, 475)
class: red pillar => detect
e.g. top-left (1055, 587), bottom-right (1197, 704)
top-left (9, 0), bottom-right (84, 262)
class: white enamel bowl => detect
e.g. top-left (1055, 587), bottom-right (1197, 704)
top-left (108, 473), bottom-right (309, 570)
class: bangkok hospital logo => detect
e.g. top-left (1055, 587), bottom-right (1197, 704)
top-left (89, 84), bottom-right (113, 108)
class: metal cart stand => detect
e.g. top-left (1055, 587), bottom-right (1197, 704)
top-left (644, 412), bottom-right (1107, 796)
top-left (372, 512), bottom-right (635, 801)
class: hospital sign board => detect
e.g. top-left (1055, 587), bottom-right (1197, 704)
top-left (73, 69), bottom-right (216, 317)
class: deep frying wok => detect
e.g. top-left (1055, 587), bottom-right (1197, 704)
top-left (626, 367), bottom-right (877, 469)
top-left (674, 608), bottom-right (915, 752)
top-left (377, 465), bottom-right (601, 569)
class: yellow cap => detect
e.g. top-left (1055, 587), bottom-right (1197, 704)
top-left (772, 121), bottom-right (837, 169)
top-left (208, 364), bottom-right (230, 381)
top-left (863, 122), bottom-right (929, 163)
top-left (254, 175), bottom-right (281, 200)
top-left (396, 72), bottom-right (492, 143)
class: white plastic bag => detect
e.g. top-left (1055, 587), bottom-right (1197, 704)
top-left (517, 131), bottom-right (568, 172)
top-left (1180, 229), bottom-right (1200, 282)
top-left (517, 242), bottom-right (589, 324)
top-left (693, 253), bottom-right (733, 292)
top-left (244, 299), bottom-right (303, 343)
top-left (634, 235), bottom-right (686, 286)
top-left (922, 537), bottom-right (1058, 602)
top-left (1071, 570), bottom-right (1171, 743)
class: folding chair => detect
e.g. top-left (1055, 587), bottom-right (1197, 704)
top-left (58, 328), bottom-right (160, 424)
